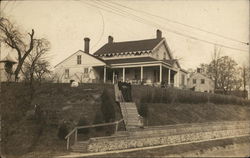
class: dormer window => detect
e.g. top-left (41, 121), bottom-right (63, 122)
top-left (77, 55), bottom-right (81, 64)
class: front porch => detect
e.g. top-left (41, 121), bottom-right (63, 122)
top-left (96, 63), bottom-right (180, 87)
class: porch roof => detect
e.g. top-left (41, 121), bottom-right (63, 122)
top-left (104, 57), bottom-right (177, 71)
top-left (104, 57), bottom-right (158, 65)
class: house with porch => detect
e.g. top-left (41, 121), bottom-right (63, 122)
top-left (54, 30), bottom-right (187, 88)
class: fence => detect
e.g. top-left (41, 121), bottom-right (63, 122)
top-left (65, 119), bottom-right (124, 150)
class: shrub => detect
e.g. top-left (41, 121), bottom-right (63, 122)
top-left (131, 85), bottom-right (250, 106)
top-left (93, 110), bottom-right (105, 131)
top-left (77, 117), bottom-right (89, 134)
top-left (101, 89), bottom-right (115, 123)
top-left (57, 122), bottom-right (68, 140)
top-left (138, 103), bottom-right (148, 118)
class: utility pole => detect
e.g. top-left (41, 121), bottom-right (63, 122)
top-left (0, 1), bottom-right (2, 157)
top-left (249, 1), bottom-right (250, 100)
top-left (243, 66), bottom-right (246, 99)
top-left (0, 0), bottom-right (2, 92)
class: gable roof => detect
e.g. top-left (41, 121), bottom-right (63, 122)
top-left (161, 59), bottom-right (181, 68)
top-left (189, 72), bottom-right (212, 80)
top-left (54, 50), bottom-right (107, 68)
top-left (93, 38), bottom-right (164, 56)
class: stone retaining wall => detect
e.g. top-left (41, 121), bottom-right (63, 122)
top-left (87, 121), bottom-right (250, 152)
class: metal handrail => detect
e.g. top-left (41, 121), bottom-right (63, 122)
top-left (65, 119), bottom-right (124, 150)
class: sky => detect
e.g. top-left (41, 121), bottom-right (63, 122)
top-left (1, 0), bottom-right (249, 70)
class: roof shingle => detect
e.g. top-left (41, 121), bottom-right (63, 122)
top-left (94, 38), bottom-right (163, 56)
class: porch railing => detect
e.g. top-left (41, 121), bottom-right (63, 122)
top-left (65, 119), bottom-right (124, 150)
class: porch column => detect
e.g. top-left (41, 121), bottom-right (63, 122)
top-left (168, 69), bottom-right (171, 85)
top-left (122, 67), bottom-right (125, 82)
top-left (159, 64), bottom-right (162, 83)
top-left (112, 70), bottom-right (115, 84)
top-left (103, 66), bottom-right (106, 83)
top-left (174, 72), bottom-right (177, 87)
top-left (140, 66), bottom-right (143, 82)
top-left (176, 70), bottom-right (179, 87)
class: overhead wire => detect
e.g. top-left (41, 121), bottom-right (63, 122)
top-left (91, 0), bottom-right (248, 53)
top-left (105, 0), bottom-right (248, 45)
top-left (90, 9), bottom-right (105, 50)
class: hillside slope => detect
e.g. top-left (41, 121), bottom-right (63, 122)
top-left (143, 103), bottom-right (250, 126)
top-left (1, 83), bottom-right (250, 157)
top-left (131, 85), bottom-right (250, 126)
top-left (1, 83), bottom-right (121, 158)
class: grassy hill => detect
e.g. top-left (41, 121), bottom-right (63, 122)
top-left (131, 85), bottom-right (250, 126)
top-left (1, 83), bottom-right (121, 158)
top-left (143, 103), bottom-right (250, 126)
top-left (1, 83), bottom-right (250, 157)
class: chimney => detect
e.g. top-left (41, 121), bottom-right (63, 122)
top-left (197, 68), bottom-right (201, 73)
top-left (156, 29), bottom-right (162, 39)
top-left (84, 37), bottom-right (90, 53)
top-left (108, 36), bottom-right (113, 43)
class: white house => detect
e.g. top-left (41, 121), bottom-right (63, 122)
top-left (54, 30), bottom-right (188, 88)
top-left (54, 38), bottom-right (108, 83)
top-left (187, 68), bottom-right (214, 93)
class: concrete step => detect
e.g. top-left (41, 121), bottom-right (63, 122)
top-left (113, 131), bottom-right (129, 136)
top-left (127, 121), bottom-right (141, 124)
top-left (119, 101), bottom-right (142, 130)
top-left (71, 141), bottom-right (89, 153)
top-left (121, 109), bottom-right (138, 113)
top-left (127, 122), bottom-right (141, 125)
top-left (127, 115), bottom-right (139, 118)
top-left (123, 105), bottom-right (137, 108)
top-left (127, 116), bottom-right (140, 119)
top-left (126, 114), bottom-right (139, 117)
top-left (121, 111), bottom-right (138, 114)
top-left (127, 118), bottom-right (140, 120)
top-left (123, 108), bottom-right (137, 111)
top-left (121, 107), bottom-right (137, 109)
top-left (127, 120), bottom-right (141, 123)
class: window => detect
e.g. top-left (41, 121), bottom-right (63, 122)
top-left (65, 69), bottom-right (69, 78)
top-left (201, 79), bottom-right (205, 84)
top-left (84, 68), bottom-right (88, 74)
top-left (193, 79), bottom-right (196, 84)
top-left (77, 55), bottom-right (81, 64)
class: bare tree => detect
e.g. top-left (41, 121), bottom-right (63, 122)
top-left (207, 45), bottom-right (221, 89)
top-left (23, 38), bottom-right (51, 85)
top-left (0, 17), bottom-right (35, 81)
top-left (34, 59), bottom-right (51, 83)
top-left (205, 56), bottom-right (239, 93)
top-left (242, 66), bottom-right (249, 98)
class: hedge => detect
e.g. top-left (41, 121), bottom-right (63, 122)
top-left (132, 85), bottom-right (250, 106)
